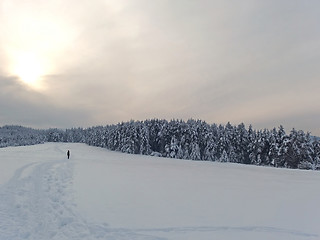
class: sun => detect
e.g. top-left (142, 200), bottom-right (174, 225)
top-left (2, 1), bottom-right (77, 91)
top-left (11, 52), bottom-right (46, 89)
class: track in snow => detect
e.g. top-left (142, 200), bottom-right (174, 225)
top-left (0, 159), bottom-right (82, 239)
top-left (0, 148), bottom-right (166, 240)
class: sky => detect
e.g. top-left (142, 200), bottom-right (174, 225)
top-left (0, 0), bottom-right (319, 135)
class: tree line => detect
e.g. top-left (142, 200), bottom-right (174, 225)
top-left (0, 125), bottom-right (46, 147)
top-left (1, 119), bottom-right (320, 170)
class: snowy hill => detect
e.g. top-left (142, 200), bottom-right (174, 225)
top-left (0, 143), bottom-right (319, 240)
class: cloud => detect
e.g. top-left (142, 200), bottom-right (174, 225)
top-left (0, 75), bottom-right (92, 128)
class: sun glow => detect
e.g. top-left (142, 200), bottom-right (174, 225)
top-left (11, 52), bottom-right (46, 89)
top-left (1, 0), bottom-right (78, 91)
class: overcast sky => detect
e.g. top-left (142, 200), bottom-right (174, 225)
top-left (0, 0), bottom-right (319, 135)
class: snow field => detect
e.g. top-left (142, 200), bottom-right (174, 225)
top-left (0, 143), bottom-right (320, 240)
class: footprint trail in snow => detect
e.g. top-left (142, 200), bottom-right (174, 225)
top-left (0, 157), bottom-right (162, 240)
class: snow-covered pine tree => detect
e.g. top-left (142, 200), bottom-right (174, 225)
top-left (138, 121), bottom-right (151, 155)
top-left (235, 123), bottom-right (250, 164)
top-left (188, 120), bottom-right (201, 160)
top-left (274, 125), bottom-right (287, 168)
top-left (312, 140), bottom-right (320, 170)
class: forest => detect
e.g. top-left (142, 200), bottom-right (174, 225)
top-left (1, 119), bottom-right (319, 170)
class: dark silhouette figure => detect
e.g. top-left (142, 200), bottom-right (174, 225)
top-left (67, 150), bottom-right (70, 159)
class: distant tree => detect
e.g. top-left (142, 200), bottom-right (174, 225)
top-left (311, 140), bottom-right (320, 170)
top-left (274, 125), bottom-right (287, 168)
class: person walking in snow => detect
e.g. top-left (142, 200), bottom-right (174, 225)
top-left (67, 150), bottom-right (70, 159)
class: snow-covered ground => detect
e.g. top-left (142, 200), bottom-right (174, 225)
top-left (0, 143), bottom-right (319, 240)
